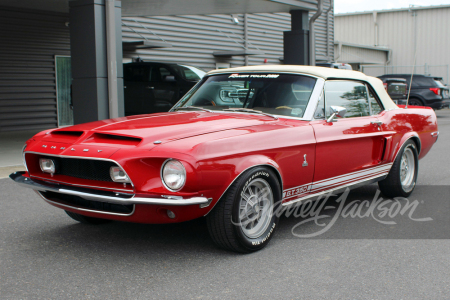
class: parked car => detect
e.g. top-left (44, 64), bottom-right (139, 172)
top-left (317, 62), bottom-right (352, 70)
top-left (11, 66), bottom-right (439, 253)
top-left (124, 62), bottom-right (205, 116)
top-left (433, 77), bottom-right (450, 108)
top-left (379, 77), bottom-right (408, 105)
top-left (378, 74), bottom-right (447, 109)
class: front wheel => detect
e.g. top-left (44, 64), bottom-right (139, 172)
top-left (206, 167), bottom-right (281, 253)
top-left (378, 140), bottom-right (419, 198)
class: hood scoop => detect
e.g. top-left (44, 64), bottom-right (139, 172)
top-left (45, 130), bottom-right (84, 143)
top-left (84, 133), bottom-right (142, 146)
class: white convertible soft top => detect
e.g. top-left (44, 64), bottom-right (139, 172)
top-left (207, 65), bottom-right (399, 110)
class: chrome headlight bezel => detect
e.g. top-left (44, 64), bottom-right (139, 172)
top-left (161, 159), bottom-right (186, 192)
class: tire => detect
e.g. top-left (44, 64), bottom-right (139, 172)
top-left (378, 140), bottom-right (419, 198)
top-left (408, 98), bottom-right (423, 107)
top-left (206, 167), bottom-right (281, 253)
top-left (65, 210), bottom-right (112, 225)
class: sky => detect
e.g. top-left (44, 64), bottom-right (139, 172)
top-left (334, 0), bottom-right (450, 13)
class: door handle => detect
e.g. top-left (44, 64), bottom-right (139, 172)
top-left (146, 86), bottom-right (154, 90)
top-left (370, 120), bottom-right (383, 126)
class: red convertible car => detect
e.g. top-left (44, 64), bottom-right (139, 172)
top-left (10, 66), bottom-right (438, 252)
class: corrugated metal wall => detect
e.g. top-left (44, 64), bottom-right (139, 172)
top-left (336, 45), bottom-right (387, 64)
top-left (122, 14), bottom-right (247, 70)
top-left (0, 7), bottom-right (70, 132)
top-left (335, 6), bottom-right (450, 82)
top-left (246, 7), bottom-right (334, 66)
top-left (123, 8), bottom-right (334, 71)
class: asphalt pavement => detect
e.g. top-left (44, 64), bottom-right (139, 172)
top-left (1, 110), bottom-right (450, 299)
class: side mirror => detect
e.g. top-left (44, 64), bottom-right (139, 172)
top-left (164, 75), bottom-right (176, 82)
top-left (327, 106), bottom-right (347, 123)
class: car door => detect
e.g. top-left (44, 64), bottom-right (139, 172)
top-left (124, 64), bottom-right (154, 116)
top-left (310, 80), bottom-right (387, 194)
top-left (150, 66), bottom-right (178, 113)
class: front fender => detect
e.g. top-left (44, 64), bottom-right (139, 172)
top-left (197, 154), bottom-right (283, 215)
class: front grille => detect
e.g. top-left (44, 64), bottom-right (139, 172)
top-left (41, 191), bottom-right (134, 214)
top-left (51, 157), bottom-right (117, 182)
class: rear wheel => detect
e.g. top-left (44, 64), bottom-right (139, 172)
top-left (408, 98), bottom-right (423, 106)
top-left (65, 210), bottom-right (112, 225)
top-left (378, 140), bottom-right (418, 198)
top-left (206, 167), bottom-right (281, 253)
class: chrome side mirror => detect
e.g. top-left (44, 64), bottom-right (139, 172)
top-left (327, 106), bottom-right (347, 122)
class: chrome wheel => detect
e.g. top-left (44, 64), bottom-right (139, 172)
top-left (238, 178), bottom-right (274, 239)
top-left (400, 147), bottom-right (416, 192)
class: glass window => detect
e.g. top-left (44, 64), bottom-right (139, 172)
top-left (324, 81), bottom-right (370, 118)
top-left (314, 90), bottom-right (325, 119)
top-left (172, 65), bottom-right (206, 81)
top-left (412, 77), bottom-right (434, 87)
top-left (175, 74), bottom-right (317, 118)
top-left (367, 87), bottom-right (383, 115)
top-left (434, 79), bottom-right (445, 88)
top-left (124, 65), bottom-right (150, 82)
top-left (150, 67), bottom-right (174, 82)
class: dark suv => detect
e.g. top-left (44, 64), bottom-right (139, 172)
top-left (378, 77), bottom-right (408, 105)
top-left (378, 74), bottom-right (449, 109)
top-left (124, 62), bottom-right (205, 116)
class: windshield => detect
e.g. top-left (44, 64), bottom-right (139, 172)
top-left (171, 65), bottom-right (206, 81)
top-left (173, 73), bottom-right (317, 118)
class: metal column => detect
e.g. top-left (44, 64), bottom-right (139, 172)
top-left (69, 0), bottom-right (124, 124)
top-left (283, 10), bottom-right (310, 65)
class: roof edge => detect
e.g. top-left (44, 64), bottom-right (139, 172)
top-left (335, 4), bottom-right (450, 16)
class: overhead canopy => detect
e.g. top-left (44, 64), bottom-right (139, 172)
top-left (0, 0), bottom-right (318, 15)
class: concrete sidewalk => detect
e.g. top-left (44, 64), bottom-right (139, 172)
top-left (0, 129), bottom-right (41, 178)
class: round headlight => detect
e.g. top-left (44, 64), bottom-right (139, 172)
top-left (161, 159), bottom-right (186, 191)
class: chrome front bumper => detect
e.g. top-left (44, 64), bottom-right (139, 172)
top-left (9, 172), bottom-right (211, 206)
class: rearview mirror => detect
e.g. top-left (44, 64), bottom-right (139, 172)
top-left (327, 106), bottom-right (346, 122)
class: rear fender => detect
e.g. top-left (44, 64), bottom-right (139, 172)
top-left (390, 133), bottom-right (421, 163)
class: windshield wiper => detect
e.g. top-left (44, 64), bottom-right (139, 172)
top-left (174, 106), bottom-right (213, 113)
top-left (223, 108), bottom-right (278, 120)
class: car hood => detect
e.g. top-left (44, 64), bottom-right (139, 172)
top-left (40, 111), bottom-right (276, 148)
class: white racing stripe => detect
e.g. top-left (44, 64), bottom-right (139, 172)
top-left (282, 163), bottom-right (392, 201)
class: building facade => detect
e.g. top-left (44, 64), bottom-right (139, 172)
top-left (0, 2), bottom-right (334, 132)
top-left (335, 5), bottom-right (450, 83)
top-left (122, 10), bottom-right (334, 70)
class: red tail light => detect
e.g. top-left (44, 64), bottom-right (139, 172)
top-left (430, 88), bottom-right (441, 95)
top-left (383, 83), bottom-right (387, 90)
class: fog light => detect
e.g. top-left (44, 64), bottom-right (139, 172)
top-left (39, 158), bottom-right (55, 174)
top-left (110, 166), bottom-right (131, 183)
top-left (167, 210), bottom-right (176, 219)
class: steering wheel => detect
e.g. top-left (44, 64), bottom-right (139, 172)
top-left (275, 106), bottom-right (293, 109)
